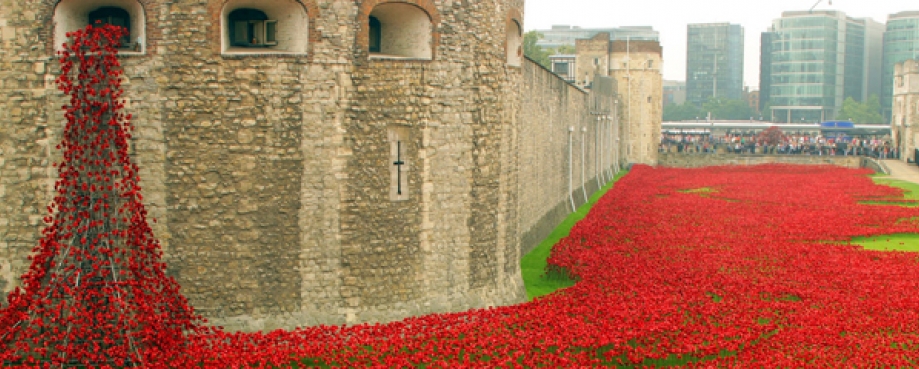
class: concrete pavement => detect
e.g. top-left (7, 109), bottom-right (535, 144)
top-left (881, 160), bottom-right (919, 185)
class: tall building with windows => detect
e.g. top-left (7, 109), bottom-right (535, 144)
top-left (764, 11), bottom-right (883, 123)
top-left (686, 23), bottom-right (744, 106)
top-left (882, 12), bottom-right (919, 122)
top-left (760, 32), bottom-right (777, 114)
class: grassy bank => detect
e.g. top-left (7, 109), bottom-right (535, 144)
top-left (852, 175), bottom-right (919, 251)
top-left (520, 170), bottom-right (628, 300)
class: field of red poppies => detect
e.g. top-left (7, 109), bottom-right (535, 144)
top-left (179, 164), bottom-right (919, 368)
top-left (10, 24), bottom-right (919, 368)
top-left (7, 159), bottom-right (919, 367)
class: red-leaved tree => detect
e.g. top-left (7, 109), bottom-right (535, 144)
top-left (0, 24), bottom-right (202, 367)
top-left (757, 126), bottom-right (786, 146)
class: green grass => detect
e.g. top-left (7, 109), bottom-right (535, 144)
top-left (852, 234), bottom-right (919, 252)
top-left (863, 175), bottom-right (919, 207)
top-left (852, 176), bottom-right (919, 251)
top-left (520, 170), bottom-right (629, 300)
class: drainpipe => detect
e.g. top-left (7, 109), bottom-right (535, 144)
top-left (581, 126), bottom-right (589, 204)
top-left (596, 116), bottom-right (603, 189)
top-left (568, 126), bottom-right (576, 212)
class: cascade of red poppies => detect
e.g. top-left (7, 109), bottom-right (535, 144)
top-left (0, 24), bottom-right (202, 367)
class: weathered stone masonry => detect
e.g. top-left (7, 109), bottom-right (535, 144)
top-left (1, 0), bottom-right (629, 331)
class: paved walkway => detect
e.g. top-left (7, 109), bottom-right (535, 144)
top-left (881, 159), bottom-right (919, 185)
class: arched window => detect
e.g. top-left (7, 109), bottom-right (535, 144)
top-left (506, 19), bottom-right (522, 67)
top-left (221, 0), bottom-right (309, 54)
top-left (228, 9), bottom-right (275, 47)
top-left (368, 3), bottom-right (433, 60)
top-left (53, 1), bottom-right (146, 54)
top-left (89, 7), bottom-right (132, 47)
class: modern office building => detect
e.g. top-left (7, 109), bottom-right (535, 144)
top-left (533, 25), bottom-right (659, 49)
top-left (759, 32), bottom-right (777, 114)
top-left (882, 11), bottom-right (919, 122)
top-left (686, 23), bottom-right (745, 106)
top-left (663, 80), bottom-right (687, 107)
top-left (764, 11), bottom-right (883, 123)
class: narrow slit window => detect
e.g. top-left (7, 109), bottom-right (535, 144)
top-left (389, 127), bottom-right (410, 201)
top-left (369, 16), bottom-right (382, 53)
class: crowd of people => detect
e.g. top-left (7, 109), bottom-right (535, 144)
top-left (661, 133), bottom-right (898, 159)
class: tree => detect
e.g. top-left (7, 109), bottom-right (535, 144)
top-left (663, 102), bottom-right (702, 122)
top-left (837, 95), bottom-right (884, 124)
top-left (701, 98), bottom-right (755, 120)
top-left (757, 126), bottom-right (786, 146)
top-left (551, 44), bottom-right (576, 55)
top-left (523, 31), bottom-right (551, 69)
top-left (761, 101), bottom-right (773, 121)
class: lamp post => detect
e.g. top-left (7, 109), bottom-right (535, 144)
top-left (809, 0), bottom-right (832, 12)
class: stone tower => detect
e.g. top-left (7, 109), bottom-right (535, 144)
top-left (893, 59), bottom-right (919, 162)
top-left (609, 40), bottom-right (663, 166)
top-left (0, 0), bottom-right (527, 331)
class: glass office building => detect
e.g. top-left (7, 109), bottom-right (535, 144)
top-left (686, 23), bottom-right (745, 106)
top-left (765, 11), bottom-right (883, 123)
top-left (882, 12), bottom-right (919, 122)
top-left (759, 32), bottom-right (777, 113)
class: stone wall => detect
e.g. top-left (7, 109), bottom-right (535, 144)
top-left (893, 59), bottom-right (919, 162)
top-left (609, 40), bottom-right (662, 166)
top-left (574, 33), bottom-right (608, 88)
top-left (1, 0), bottom-right (627, 332)
top-left (517, 60), bottom-right (620, 255)
top-left (0, 0), bottom-right (531, 331)
top-left (658, 153), bottom-right (862, 169)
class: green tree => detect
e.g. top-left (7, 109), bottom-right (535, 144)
top-left (663, 102), bottom-right (702, 121)
top-left (701, 98), bottom-right (755, 120)
top-left (837, 95), bottom-right (884, 124)
top-left (523, 31), bottom-right (551, 69)
top-left (761, 101), bottom-right (773, 121)
top-left (551, 44), bottom-right (576, 55)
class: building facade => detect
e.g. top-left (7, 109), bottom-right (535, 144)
top-left (893, 59), bottom-right (919, 162)
top-left (0, 0), bottom-right (539, 332)
top-left (571, 34), bottom-right (663, 166)
top-left (534, 25), bottom-right (658, 50)
top-left (686, 23), bottom-right (745, 106)
top-left (609, 40), bottom-right (663, 166)
top-left (549, 54), bottom-right (577, 83)
top-left (765, 11), bottom-right (883, 123)
top-left (882, 11), bottom-right (919, 123)
top-left (745, 89), bottom-right (761, 115)
top-left (663, 80), bottom-right (687, 107)
top-left (760, 32), bottom-right (777, 115)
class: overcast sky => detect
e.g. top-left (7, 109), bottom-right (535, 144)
top-left (523, 0), bottom-right (916, 89)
